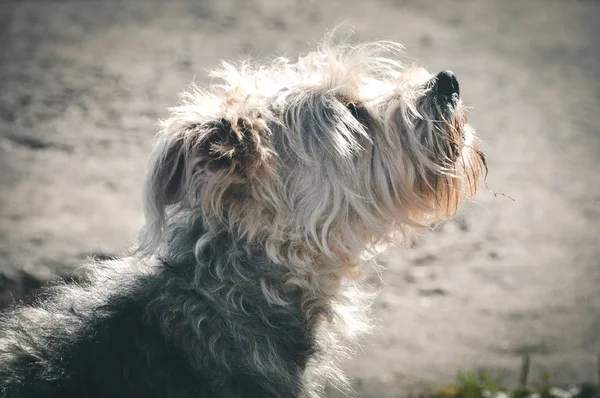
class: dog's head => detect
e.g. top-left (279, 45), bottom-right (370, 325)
top-left (139, 38), bottom-right (484, 271)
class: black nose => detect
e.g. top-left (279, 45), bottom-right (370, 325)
top-left (433, 70), bottom-right (459, 97)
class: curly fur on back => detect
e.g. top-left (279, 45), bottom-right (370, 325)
top-left (0, 34), bottom-right (483, 398)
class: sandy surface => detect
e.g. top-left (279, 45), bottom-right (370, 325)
top-left (1, 0), bottom-right (599, 396)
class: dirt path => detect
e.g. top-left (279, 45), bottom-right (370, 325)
top-left (1, 0), bottom-right (599, 396)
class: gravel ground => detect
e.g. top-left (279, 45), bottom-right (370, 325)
top-left (1, 0), bottom-right (599, 396)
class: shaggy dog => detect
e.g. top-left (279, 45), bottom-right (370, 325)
top-left (0, 36), bottom-right (484, 397)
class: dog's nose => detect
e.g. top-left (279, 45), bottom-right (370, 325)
top-left (433, 70), bottom-right (459, 97)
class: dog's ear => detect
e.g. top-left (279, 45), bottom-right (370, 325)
top-left (148, 133), bottom-right (189, 207)
top-left (198, 118), bottom-right (274, 180)
top-left (144, 117), bottom-right (274, 211)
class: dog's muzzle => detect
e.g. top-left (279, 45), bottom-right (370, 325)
top-left (432, 70), bottom-right (460, 99)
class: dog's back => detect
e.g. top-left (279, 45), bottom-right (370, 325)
top-left (0, 259), bottom-right (201, 397)
top-left (0, 229), bottom-right (315, 398)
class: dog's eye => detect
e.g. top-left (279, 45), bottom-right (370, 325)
top-left (346, 102), bottom-right (370, 129)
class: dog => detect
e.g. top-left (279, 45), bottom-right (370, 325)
top-left (0, 36), bottom-right (484, 397)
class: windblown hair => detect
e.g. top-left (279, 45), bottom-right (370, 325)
top-left (140, 37), bottom-right (481, 288)
top-left (0, 35), bottom-right (483, 398)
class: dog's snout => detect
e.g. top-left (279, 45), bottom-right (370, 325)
top-left (433, 70), bottom-right (459, 97)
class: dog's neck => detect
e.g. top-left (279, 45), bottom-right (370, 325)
top-left (158, 214), bottom-right (335, 317)
top-left (150, 214), bottom-right (368, 393)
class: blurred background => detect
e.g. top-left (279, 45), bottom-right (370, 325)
top-left (0, 0), bottom-right (599, 396)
